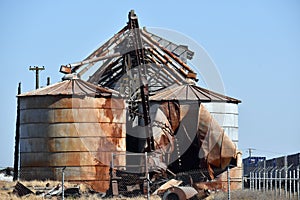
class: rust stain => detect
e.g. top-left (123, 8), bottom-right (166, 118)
top-left (20, 93), bottom-right (126, 192)
top-left (111, 123), bottom-right (124, 137)
top-left (103, 98), bottom-right (113, 123)
top-left (194, 166), bottom-right (243, 192)
top-left (152, 101), bottom-right (237, 179)
top-left (197, 104), bottom-right (237, 171)
top-left (158, 101), bottom-right (180, 133)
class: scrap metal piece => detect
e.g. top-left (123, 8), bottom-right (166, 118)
top-left (13, 182), bottom-right (34, 197)
top-left (64, 186), bottom-right (81, 198)
top-left (152, 179), bottom-right (182, 195)
top-left (45, 184), bottom-right (63, 196)
top-left (162, 186), bottom-right (198, 200)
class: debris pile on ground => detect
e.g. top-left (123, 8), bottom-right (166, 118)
top-left (9, 181), bottom-right (82, 199)
top-left (0, 181), bottom-right (115, 199)
top-left (0, 167), bottom-right (13, 182)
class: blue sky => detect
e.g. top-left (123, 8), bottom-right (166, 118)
top-left (0, 1), bottom-right (299, 167)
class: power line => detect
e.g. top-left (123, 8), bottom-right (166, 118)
top-left (242, 147), bottom-right (286, 158)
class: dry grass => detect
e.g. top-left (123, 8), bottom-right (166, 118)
top-left (211, 189), bottom-right (293, 200)
top-left (0, 180), bottom-right (161, 200)
top-left (3, 180), bottom-right (296, 200)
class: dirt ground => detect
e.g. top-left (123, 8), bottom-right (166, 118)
top-left (1, 180), bottom-right (296, 199)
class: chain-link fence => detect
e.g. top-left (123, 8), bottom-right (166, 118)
top-left (108, 152), bottom-right (231, 198)
top-left (110, 152), bottom-right (149, 197)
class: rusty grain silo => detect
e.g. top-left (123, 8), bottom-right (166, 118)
top-left (149, 83), bottom-right (242, 189)
top-left (18, 75), bottom-right (125, 192)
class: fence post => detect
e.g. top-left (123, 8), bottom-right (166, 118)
top-left (285, 167), bottom-right (288, 198)
top-left (284, 156), bottom-right (288, 198)
top-left (255, 171), bottom-right (258, 190)
top-left (279, 170), bottom-right (282, 196)
top-left (289, 170), bottom-right (292, 199)
top-left (275, 169), bottom-right (278, 197)
top-left (293, 170), bottom-right (296, 198)
top-left (262, 160), bottom-right (266, 191)
top-left (265, 167), bottom-right (271, 192)
top-left (251, 169), bottom-right (258, 191)
top-left (145, 152), bottom-right (149, 200)
top-left (250, 172), bottom-right (253, 190)
top-left (249, 172), bottom-right (252, 190)
top-left (258, 169), bottom-right (261, 191)
top-left (297, 166), bottom-right (299, 200)
top-left (227, 166), bottom-right (231, 200)
top-left (62, 166), bottom-right (66, 200)
top-left (270, 167), bottom-right (276, 192)
top-left (268, 169), bottom-right (271, 191)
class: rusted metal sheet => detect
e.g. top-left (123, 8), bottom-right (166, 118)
top-left (149, 83), bottom-right (240, 180)
top-left (153, 179), bottom-right (182, 195)
top-left (162, 186), bottom-right (198, 200)
top-left (18, 77), bottom-right (114, 97)
top-left (20, 166), bottom-right (111, 180)
top-left (13, 182), bottom-right (34, 197)
top-left (149, 100), bottom-right (238, 179)
top-left (19, 95), bottom-right (124, 110)
top-left (194, 166), bottom-right (243, 192)
top-left (150, 84), bottom-right (241, 103)
top-left (21, 136), bottom-right (126, 153)
top-left (19, 79), bottom-right (126, 193)
top-left (20, 123), bottom-right (125, 138)
top-left (20, 108), bottom-right (125, 124)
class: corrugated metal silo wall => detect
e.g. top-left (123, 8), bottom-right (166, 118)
top-left (203, 102), bottom-right (239, 147)
top-left (19, 95), bottom-right (126, 192)
top-left (203, 102), bottom-right (242, 190)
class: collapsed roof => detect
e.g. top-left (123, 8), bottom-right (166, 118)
top-left (60, 10), bottom-right (197, 95)
top-left (60, 10), bottom-right (240, 104)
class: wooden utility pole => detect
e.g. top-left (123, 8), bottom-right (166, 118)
top-left (13, 82), bottom-right (21, 181)
top-left (248, 148), bottom-right (256, 157)
top-left (29, 66), bottom-right (45, 89)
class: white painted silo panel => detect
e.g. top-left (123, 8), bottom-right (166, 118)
top-left (203, 102), bottom-right (239, 147)
top-left (203, 102), bottom-right (238, 114)
top-left (226, 127), bottom-right (238, 140)
top-left (209, 113), bottom-right (238, 127)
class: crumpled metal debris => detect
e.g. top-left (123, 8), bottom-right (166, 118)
top-left (152, 179), bottom-right (182, 195)
top-left (13, 182), bottom-right (34, 197)
top-left (162, 186), bottom-right (198, 200)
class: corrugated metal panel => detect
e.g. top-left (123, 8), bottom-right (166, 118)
top-left (223, 127), bottom-right (239, 141)
top-left (18, 78), bottom-right (114, 97)
top-left (217, 166), bottom-right (243, 190)
top-left (150, 84), bottom-right (241, 103)
top-left (20, 108), bottom-right (125, 124)
top-left (149, 89), bottom-right (239, 173)
top-left (203, 102), bottom-right (238, 114)
top-left (209, 113), bottom-right (238, 127)
top-left (204, 102), bottom-right (239, 146)
top-left (20, 138), bottom-right (126, 153)
top-left (20, 123), bottom-right (125, 138)
top-left (19, 80), bottom-right (126, 192)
